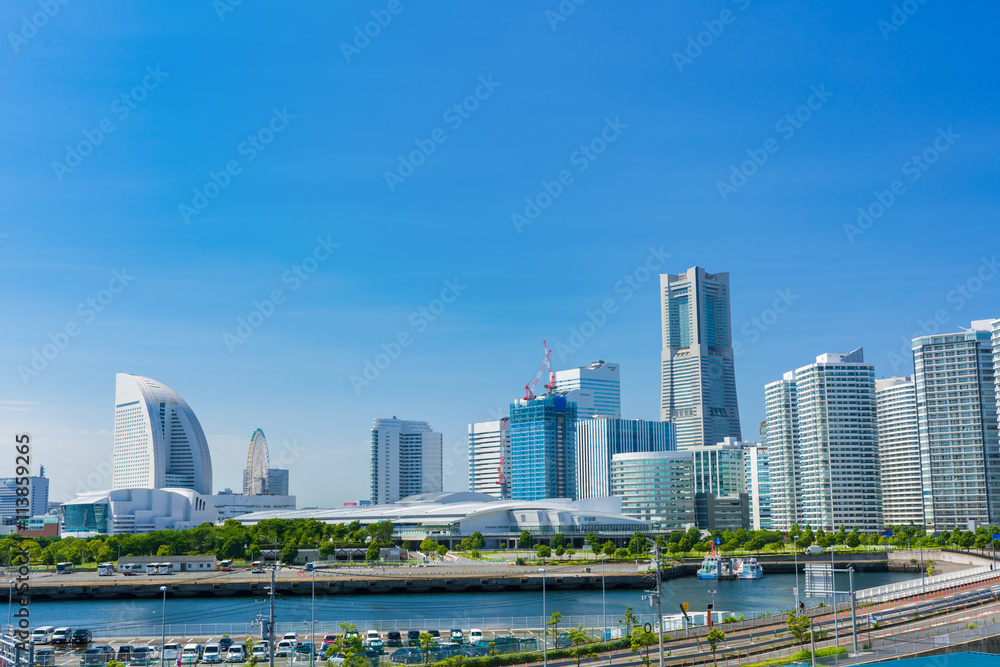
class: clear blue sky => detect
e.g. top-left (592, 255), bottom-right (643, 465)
top-left (2, 1), bottom-right (998, 507)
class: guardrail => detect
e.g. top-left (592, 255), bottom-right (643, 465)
top-left (856, 564), bottom-right (998, 603)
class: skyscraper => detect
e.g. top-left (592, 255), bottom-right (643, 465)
top-left (112, 373), bottom-right (213, 495)
top-left (468, 418), bottom-right (510, 499)
top-left (659, 267), bottom-right (741, 448)
top-left (266, 468), bottom-right (289, 496)
top-left (743, 443), bottom-right (772, 531)
top-left (509, 395), bottom-right (577, 500)
top-left (875, 376), bottom-right (923, 527)
top-left (611, 451), bottom-right (696, 530)
top-left (796, 349), bottom-right (880, 532)
top-left (764, 372), bottom-right (800, 530)
top-left (370, 418), bottom-right (443, 505)
top-left (576, 418), bottom-right (674, 499)
top-left (553, 361), bottom-right (621, 418)
top-left (913, 321), bottom-right (1000, 530)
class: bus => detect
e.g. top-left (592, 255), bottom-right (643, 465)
top-left (97, 563), bottom-right (114, 576)
top-left (121, 564), bottom-right (140, 576)
top-left (55, 562), bottom-right (73, 575)
top-left (146, 563), bottom-right (158, 575)
top-left (250, 561), bottom-right (263, 574)
top-left (156, 563), bottom-right (173, 575)
top-left (219, 560), bottom-right (232, 572)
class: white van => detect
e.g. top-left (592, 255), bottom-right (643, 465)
top-left (202, 644), bottom-right (223, 664)
top-left (31, 627), bottom-right (55, 644)
top-left (469, 629), bottom-right (483, 644)
top-left (364, 631), bottom-right (380, 645)
top-left (52, 628), bottom-right (72, 645)
top-left (806, 545), bottom-right (825, 555)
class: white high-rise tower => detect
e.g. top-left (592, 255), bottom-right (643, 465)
top-left (875, 377), bottom-right (923, 527)
top-left (370, 418), bottom-right (443, 505)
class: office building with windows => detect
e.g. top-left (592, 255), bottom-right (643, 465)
top-left (468, 419), bottom-right (511, 499)
top-left (914, 322), bottom-right (1000, 530)
top-left (875, 376), bottom-right (924, 527)
top-left (509, 395), bottom-right (577, 501)
top-left (554, 361), bottom-right (621, 418)
top-left (692, 438), bottom-right (749, 530)
top-left (112, 373), bottom-right (213, 495)
top-left (764, 373), bottom-right (800, 530)
top-left (610, 451), bottom-right (696, 531)
top-left (743, 443), bottom-right (772, 531)
top-left (659, 267), bottom-right (741, 448)
top-left (266, 468), bottom-right (289, 496)
top-left (370, 418), bottom-right (443, 505)
top-left (576, 418), bottom-right (674, 499)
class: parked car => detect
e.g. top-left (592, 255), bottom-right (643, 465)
top-left (202, 643), bottom-right (224, 664)
top-left (406, 631), bottom-right (420, 647)
top-left (219, 637), bottom-right (234, 652)
top-left (386, 632), bottom-right (402, 647)
top-left (365, 640), bottom-right (385, 656)
top-left (389, 648), bottom-right (423, 665)
top-left (449, 629), bottom-right (464, 644)
top-left (225, 646), bottom-right (246, 663)
top-left (281, 633), bottom-right (298, 648)
top-left (52, 628), bottom-right (71, 644)
top-left (30, 627), bottom-right (55, 644)
top-left (80, 646), bottom-right (114, 665)
top-left (364, 630), bottom-right (380, 645)
top-left (322, 634), bottom-right (339, 647)
top-left (275, 641), bottom-right (294, 658)
top-left (250, 645), bottom-right (270, 661)
top-left (468, 629), bottom-right (483, 644)
top-left (72, 629), bottom-right (93, 645)
top-left (33, 649), bottom-right (56, 667)
top-left (555, 633), bottom-right (572, 649)
top-left (129, 647), bottom-right (158, 665)
top-left (294, 643), bottom-right (315, 658)
top-left (181, 644), bottom-right (203, 664)
top-left (161, 644), bottom-right (181, 661)
top-left (427, 630), bottom-right (440, 640)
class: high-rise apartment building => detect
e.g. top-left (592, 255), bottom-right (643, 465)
top-left (659, 267), bottom-right (741, 448)
top-left (266, 468), bottom-right (289, 496)
top-left (468, 419), bottom-right (511, 499)
top-left (743, 443), bottom-right (772, 531)
top-left (913, 322), bottom-right (1000, 530)
top-left (509, 396), bottom-right (577, 501)
top-left (764, 373), bottom-right (800, 530)
top-left (112, 373), bottom-right (213, 495)
top-left (576, 418), bottom-right (674, 499)
top-left (611, 451), bottom-right (696, 530)
top-left (370, 418), bottom-right (443, 505)
top-left (796, 349), bottom-right (880, 532)
top-left (554, 361), bottom-right (621, 418)
top-left (875, 376), bottom-right (923, 527)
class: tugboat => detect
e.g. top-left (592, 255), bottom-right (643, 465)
top-left (697, 549), bottom-right (721, 579)
top-left (736, 557), bottom-right (764, 580)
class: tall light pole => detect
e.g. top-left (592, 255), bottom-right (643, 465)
top-left (160, 585), bottom-right (167, 667)
top-left (793, 537), bottom-right (800, 610)
top-left (310, 568), bottom-right (316, 667)
top-left (601, 557), bottom-right (606, 644)
top-left (539, 568), bottom-right (547, 667)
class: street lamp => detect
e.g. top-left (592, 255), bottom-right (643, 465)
top-left (539, 568), bottom-right (547, 667)
top-left (160, 586), bottom-right (167, 667)
top-left (310, 568), bottom-right (316, 667)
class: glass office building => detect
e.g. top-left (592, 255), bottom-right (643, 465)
top-left (510, 395), bottom-right (577, 501)
top-left (610, 451), bottom-right (695, 530)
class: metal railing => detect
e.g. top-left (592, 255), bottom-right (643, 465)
top-left (856, 564), bottom-right (998, 603)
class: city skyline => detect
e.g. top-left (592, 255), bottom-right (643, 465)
top-left (3, 4), bottom-right (998, 508)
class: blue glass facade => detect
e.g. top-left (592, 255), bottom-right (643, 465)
top-left (510, 396), bottom-right (577, 501)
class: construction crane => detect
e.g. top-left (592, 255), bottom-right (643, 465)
top-left (523, 339), bottom-right (556, 400)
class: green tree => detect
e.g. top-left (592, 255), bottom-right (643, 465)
top-left (470, 531), bottom-right (486, 549)
top-left (846, 530), bottom-right (861, 549)
top-left (518, 530), bottom-right (534, 549)
top-left (614, 547), bottom-right (629, 560)
top-left (329, 623), bottom-right (366, 667)
top-left (365, 543), bottom-right (380, 561)
top-left (786, 613), bottom-right (811, 645)
top-left (705, 629), bottom-right (726, 666)
top-left (555, 546), bottom-right (565, 558)
top-left (280, 542), bottom-right (298, 564)
top-left (435, 545), bottom-right (447, 557)
top-left (419, 538), bottom-right (438, 553)
top-left (418, 632), bottom-right (435, 663)
top-left (551, 533), bottom-right (568, 550)
top-left (630, 626), bottom-right (657, 667)
top-left (156, 544), bottom-right (173, 557)
top-left (537, 545), bottom-right (552, 559)
top-left (367, 520), bottom-right (394, 545)
top-left (619, 606), bottom-right (639, 636)
top-left (602, 541), bottom-right (616, 556)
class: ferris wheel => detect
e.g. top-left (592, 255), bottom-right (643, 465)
top-left (245, 428), bottom-right (271, 495)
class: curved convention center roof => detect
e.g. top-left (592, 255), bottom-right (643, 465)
top-left (234, 494), bottom-right (650, 538)
top-left (112, 373), bottom-right (213, 495)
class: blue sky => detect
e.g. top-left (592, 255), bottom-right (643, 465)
top-left (2, 1), bottom-right (998, 508)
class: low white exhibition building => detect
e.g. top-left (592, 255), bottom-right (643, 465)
top-left (235, 491), bottom-right (650, 548)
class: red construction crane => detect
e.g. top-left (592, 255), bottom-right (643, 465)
top-left (523, 339), bottom-right (556, 400)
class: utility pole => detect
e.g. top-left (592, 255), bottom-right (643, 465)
top-left (654, 544), bottom-right (664, 667)
top-left (269, 565), bottom-right (276, 667)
